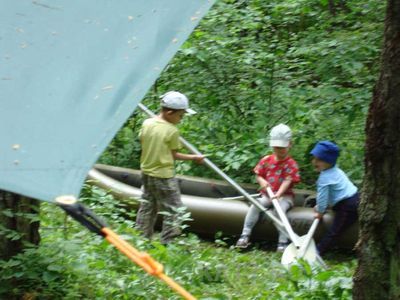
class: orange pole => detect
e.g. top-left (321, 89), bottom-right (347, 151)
top-left (101, 228), bottom-right (196, 300)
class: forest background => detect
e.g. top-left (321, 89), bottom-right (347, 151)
top-left (100, 0), bottom-right (384, 190)
top-left (0, 1), bottom-right (387, 299)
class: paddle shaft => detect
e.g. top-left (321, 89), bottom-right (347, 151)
top-left (271, 198), bottom-right (299, 247)
top-left (221, 194), bottom-right (260, 201)
top-left (138, 103), bottom-right (326, 269)
top-left (137, 103), bottom-right (285, 230)
top-left (266, 187), bottom-right (300, 248)
top-left (138, 103), bottom-right (328, 268)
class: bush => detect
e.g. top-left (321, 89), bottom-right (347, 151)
top-left (0, 186), bottom-right (355, 299)
top-left (99, 0), bottom-right (385, 190)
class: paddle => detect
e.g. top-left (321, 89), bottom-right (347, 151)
top-left (220, 193), bottom-right (260, 201)
top-left (265, 186), bottom-right (326, 268)
top-left (137, 103), bottom-right (290, 240)
top-left (137, 103), bottom-right (326, 268)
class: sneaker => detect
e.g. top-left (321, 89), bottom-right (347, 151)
top-left (276, 242), bottom-right (290, 252)
top-left (236, 235), bottom-right (250, 249)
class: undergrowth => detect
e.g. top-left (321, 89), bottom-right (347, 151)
top-left (0, 186), bottom-right (355, 299)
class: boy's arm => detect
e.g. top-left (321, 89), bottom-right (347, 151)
top-left (256, 175), bottom-right (270, 191)
top-left (258, 177), bottom-right (292, 199)
top-left (275, 179), bottom-right (292, 199)
top-left (315, 184), bottom-right (329, 217)
top-left (172, 150), bottom-right (204, 163)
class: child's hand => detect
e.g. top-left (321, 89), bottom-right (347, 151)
top-left (193, 154), bottom-right (205, 164)
top-left (314, 212), bottom-right (324, 219)
top-left (259, 181), bottom-right (270, 191)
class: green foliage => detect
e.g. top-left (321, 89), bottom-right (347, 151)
top-left (269, 260), bottom-right (354, 299)
top-left (100, 0), bottom-right (385, 189)
top-left (99, 118), bottom-right (142, 169)
top-left (0, 186), bottom-right (355, 299)
top-left (2, 0), bottom-right (385, 298)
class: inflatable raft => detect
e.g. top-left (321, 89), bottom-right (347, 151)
top-left (88, 164), bottom-right (358, 248)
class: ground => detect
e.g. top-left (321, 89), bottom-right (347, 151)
top-left (0, 186), bottom-right (356, 300)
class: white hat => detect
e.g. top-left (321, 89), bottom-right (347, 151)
top-left (160, 91), bottom-right (196, 115)
top-left (269, 124), bottom-right (292, 147)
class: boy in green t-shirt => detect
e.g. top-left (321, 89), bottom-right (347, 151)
top-left (136, 91), bottom-right (204, 244)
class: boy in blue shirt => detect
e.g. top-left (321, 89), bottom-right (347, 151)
top-left (310, 141), bottom-right (359, 255)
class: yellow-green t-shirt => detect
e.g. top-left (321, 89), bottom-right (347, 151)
top-left (139, 117), bottom-right (181, 178)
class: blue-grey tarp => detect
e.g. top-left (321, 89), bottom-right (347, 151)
top-left (0, 0), bottom-right (215, 202)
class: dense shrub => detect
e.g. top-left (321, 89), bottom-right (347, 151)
top-left (100, 0), bottom-right (384, 190)
top-left (0, 186), bottom-right (355, 299)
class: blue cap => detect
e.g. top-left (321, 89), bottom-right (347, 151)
top-left (310, 141), bottom-right (340, 165)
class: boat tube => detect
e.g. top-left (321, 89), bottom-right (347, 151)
top-left (88, 164), bottom-right (358, 249)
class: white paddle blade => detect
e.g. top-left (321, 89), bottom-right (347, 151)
top-left (281, 242), bottom-right (297, 267)
top-left (281, 235), bottom-right (318, 268)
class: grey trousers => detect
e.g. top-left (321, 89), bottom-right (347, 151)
top-left (241, 195), bottom-right (293, 243)
top-left (136, 173), bottom-right (183, 243)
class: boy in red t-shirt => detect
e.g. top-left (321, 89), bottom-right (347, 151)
top-left (236, 124), bottom-right (301, 251)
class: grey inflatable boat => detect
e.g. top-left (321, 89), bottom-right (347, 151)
top-left (88, 164), bottom-right (358, 249)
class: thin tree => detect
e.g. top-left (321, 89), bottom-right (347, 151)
top-left (353, 0), bottom-right (400, 299)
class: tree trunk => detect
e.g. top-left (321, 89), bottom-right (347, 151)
top-left (328, 0), bottom-right (337, 16)
top-left (327, 0), bottom-right (350, 15)
top-left (353, 0), bottom-right (400, 299)
top-left (0, 191), bottom-right (40, 260)
top-left (338, 0), bottom-right (350, 13)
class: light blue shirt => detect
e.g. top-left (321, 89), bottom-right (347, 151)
top-left (316, 166), bottom-right (358, 213)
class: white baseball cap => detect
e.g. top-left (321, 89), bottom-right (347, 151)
top-left (269, 124), bottom-right (292, 147)
top-left (160, 91), bottom-right (196, 115)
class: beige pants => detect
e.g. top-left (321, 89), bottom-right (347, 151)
top-left (136, 173), bottom-right (183, 244)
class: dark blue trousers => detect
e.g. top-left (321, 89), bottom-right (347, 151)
top-left (317, 193), bottom-right (359, 255)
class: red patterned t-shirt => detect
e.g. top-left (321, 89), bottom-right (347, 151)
top-left (253, 154), bottom-right (301, 196)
